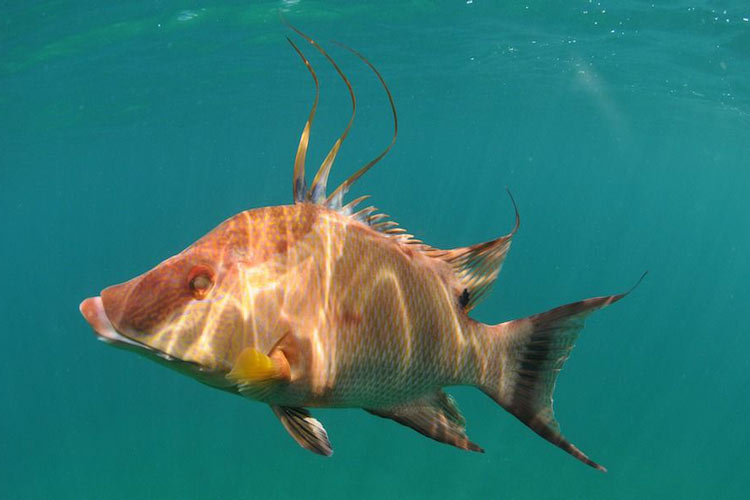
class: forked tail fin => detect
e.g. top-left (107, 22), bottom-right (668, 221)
top-left (478, 274), bottom-right (645, 472)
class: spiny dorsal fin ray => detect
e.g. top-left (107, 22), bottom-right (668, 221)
top-left (283, 19), bottom-right (353, 205)
top-left (426, 190), bottom-right (520, 310)
top-left (349, 206), bottom-right (428, 246)
top-left (287, 37), bottom-right (319, 203)
top-left (341, 195), bottom-right (370, 216)
top-left (325, 41), bottom-right (398, 210)
top-left (284, 23), bottom-right (396, 210)
top-left (287, 30), bottom-right (356, 205)
top-left (284, 22), bottom-right (413, 246)
top-left (352, 205), bottom-right (378, 223)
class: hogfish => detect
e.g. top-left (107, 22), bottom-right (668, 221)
top-left (80, 26), bottom-right (640, 471)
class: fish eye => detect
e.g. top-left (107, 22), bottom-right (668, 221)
top-left (188, 266), bottom-right (214, 299)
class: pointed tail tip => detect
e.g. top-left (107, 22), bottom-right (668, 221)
top-left (504, 186), bottom-right (520, 235)
top-left (576, 447), bottom-right (607, 472)
top-left (468, 442), bottom-right (485, 454)
top-left (623, 270), bottom-right (649, 297)
top-left (567, 441), bottom-right (608, 473)
top-left (607, 270), bottom-right (649, 305)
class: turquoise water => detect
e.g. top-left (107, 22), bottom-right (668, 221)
top-left (3, 1), bottom-right (749, 498)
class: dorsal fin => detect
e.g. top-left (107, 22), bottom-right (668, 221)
top-left (283, 23), bottom-right (421, 248)
top-left (325, 42), bottom-right (398, 210)
top-left (426, 190), bottom-right (520, 310)
top-left (283, 22), bottom-right (397, 210)
top-left (287, 36), bottom-right (319, 204)
top-left (284, 24), bottom-right (357, 205)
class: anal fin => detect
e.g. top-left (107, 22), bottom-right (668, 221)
top-left (366, 390), bottom-right (483, 453)
top-left (272, 406), bottom-right (333, 457)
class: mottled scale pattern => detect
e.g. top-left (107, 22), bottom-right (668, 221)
top-left (173, 203), bottom-right (486, 408)
top-left (319, 218), bottom-right (472, 407)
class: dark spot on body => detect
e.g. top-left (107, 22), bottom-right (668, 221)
top-left (459, 288), bottom-right (470, 308)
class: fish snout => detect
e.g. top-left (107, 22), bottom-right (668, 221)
top-left (80, 293), bottom-right (156, 351)
top-left (97, 270), bottom-right (187, 339)
top-left (99, 279), bottom-right (140, 336)
top-left (80, 277), bottom-right (141, 342)
top-left (79, 296), bottom-right (119, 342)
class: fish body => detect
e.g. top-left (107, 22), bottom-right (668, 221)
top-left (86, 204), bottom-right (492, 405)
top-left (80, 27), bottom-right (638, 470)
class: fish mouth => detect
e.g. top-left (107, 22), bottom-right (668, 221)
top-left (79, 296), bottom-right (157, 353)
top-left (80, 296), bottom-right (225, 384)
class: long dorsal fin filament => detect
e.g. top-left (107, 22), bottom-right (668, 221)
top-left (287, 37), bottom-right (319, 203)
top-left (326, 41), bottom-right (398, 210)
top-left (284, 22), bottom-right (357, 206)
top-left (283, 20), bottom-right (398, 211)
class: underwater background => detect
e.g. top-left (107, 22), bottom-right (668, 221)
top-left (2, 1), bottom-right (749, 498)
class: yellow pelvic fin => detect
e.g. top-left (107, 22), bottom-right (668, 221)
top-left (227, 348), bottom-right (288, 386)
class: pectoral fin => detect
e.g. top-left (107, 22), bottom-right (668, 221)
top-left (227, 347), bottom-right (290, 400)
top-left (366, 390), bottom-right (483, 453)
top-left (272, 406), bottom-right (333, 457)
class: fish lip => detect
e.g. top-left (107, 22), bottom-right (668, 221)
top-left (79, 296), bottom-right (156, 353)
top-left (80, 296), bottom-right (217, 380)
top-left (79, 296), bottom-right (188, 365)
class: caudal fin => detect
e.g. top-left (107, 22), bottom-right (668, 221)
top-left (478, 276), bottom-right (644, 471)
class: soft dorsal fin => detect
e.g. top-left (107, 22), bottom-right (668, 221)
top-left (426, 191), bottom-right (520, 310)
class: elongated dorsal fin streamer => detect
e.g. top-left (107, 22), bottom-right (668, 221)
top-left (283, 20), bottom-right (398, 225)
top-left (426, 190), bottom-right (520, 310)
top-left (326, 42), bottom-right (398, 210)
top-left (284, 22), bottom-right (357, 205)
top-left (287, 37), bottom-right (319, 203)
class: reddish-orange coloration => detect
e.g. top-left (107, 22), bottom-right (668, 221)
top-left (80, 26), bottom-right (640, 470)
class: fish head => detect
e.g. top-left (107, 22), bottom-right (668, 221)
top-left (79, 211), bottom-right (275, 375)
top-left (80, 205), bottom-right (320, 376)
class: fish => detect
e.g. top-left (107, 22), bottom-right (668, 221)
top-left (80, 25), bottom-right (643, 472)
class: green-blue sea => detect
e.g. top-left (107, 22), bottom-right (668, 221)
top-left (3, 1), bottom-right (749, 499)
